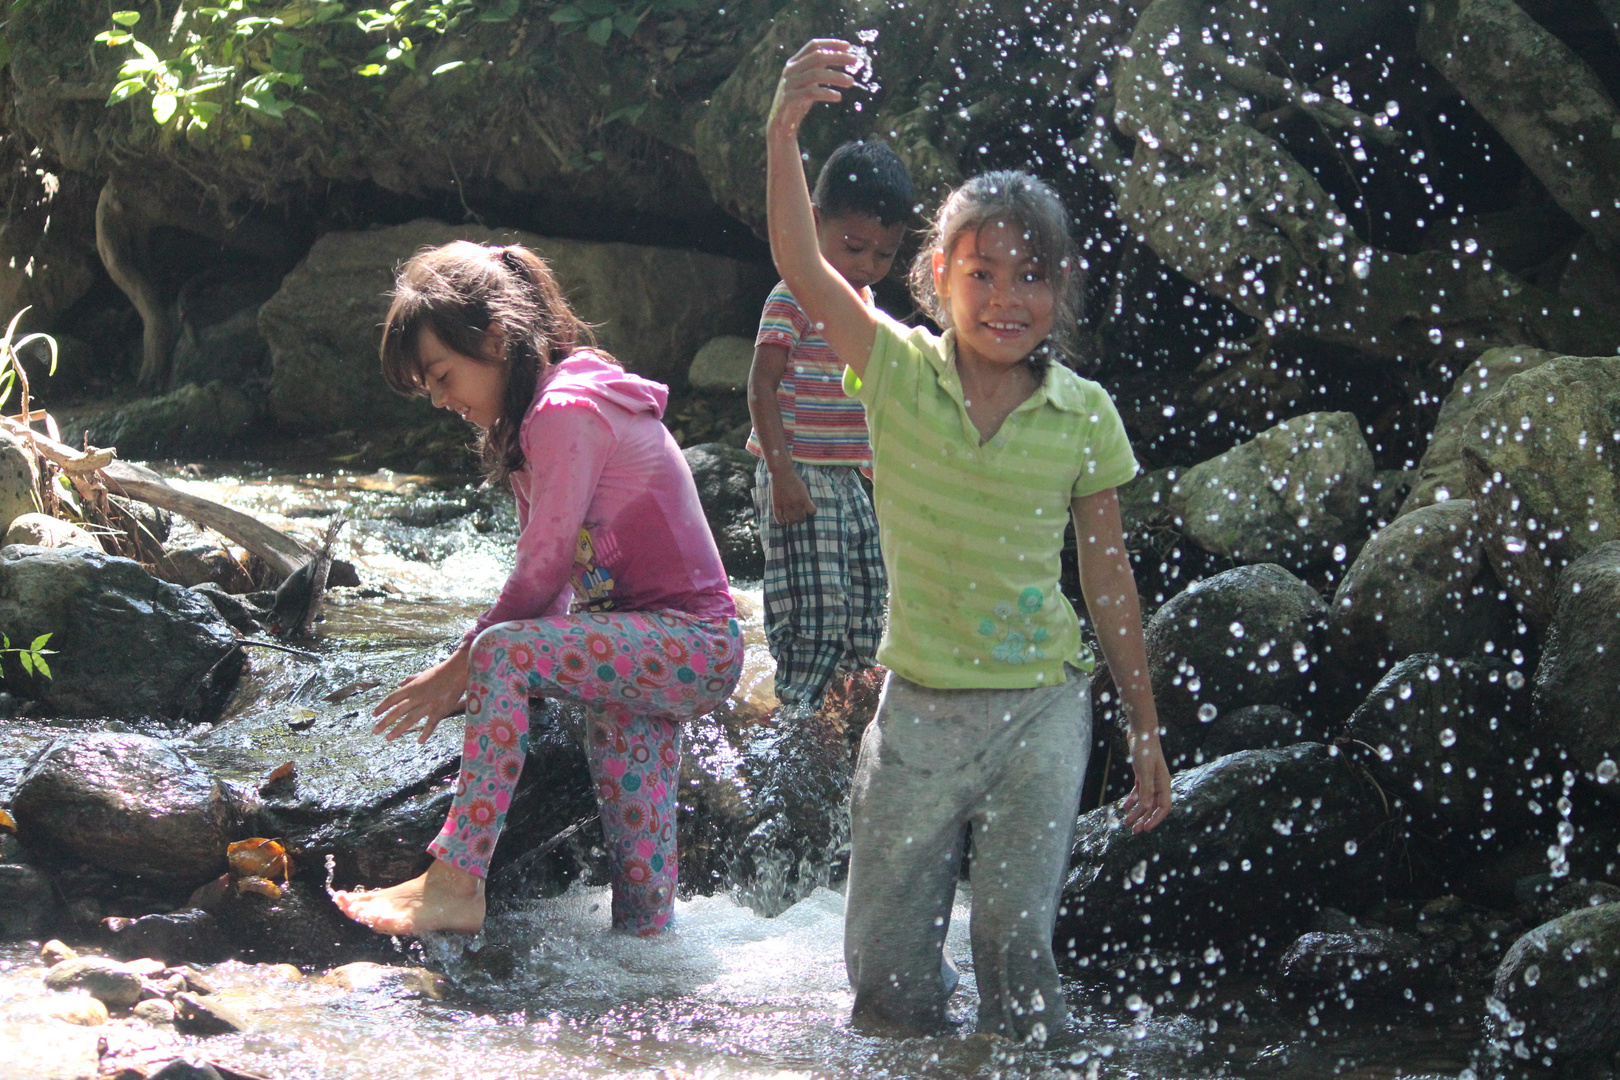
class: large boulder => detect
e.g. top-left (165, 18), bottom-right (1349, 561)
top-left (1168, 412), bottom-right (1376, 571)
top-left (1324, 499), bottom-right (1514, 706)
top-left (1340, 654), bottom-right (1534, 838)
top-left (1461, 354), bottom-right (1620, 632)
top-left (1144, 564), bottom-right (1326, 769)
top-left (0, 546), bottom-right (244, 721)
top-left (59, 382), bottom-right (259, 458)
top-left (11, 733), bottom-right (243, 887)
top-left (1532, 542), bottom-right (1620, 780)
top-left (167, 268), bottom-right (279, 390)
top-left (0, 863), bottom-right (55, 939)
top-left (261, 219), bottom-right (771, 432)
top-left (687, 335), bottom-right (754, 394)
top-left (1059, 744), bottom-right (1387, 966)
top-left (681, 442), bottom-right (762, 580)
top-left (0, 428), bottom-right (38, 538)
top-left (1400, 346), bottom-right (1561, 515)
top-left (1490, 903), bottom-right (1620, 1065)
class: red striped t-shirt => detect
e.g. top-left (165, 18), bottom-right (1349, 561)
top-left (745, 282), bottom-right (873, 467)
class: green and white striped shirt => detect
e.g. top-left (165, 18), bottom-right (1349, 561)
top-left (844, 314), bottom-right (1139, 689)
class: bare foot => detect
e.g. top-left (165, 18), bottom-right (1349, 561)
top-left (332, 858), bottom-right (486, 936)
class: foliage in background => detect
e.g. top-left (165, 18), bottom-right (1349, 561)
top-left (71, 0), bottom-right (702, 136)
top-left (0, 632), bottom-right (53, 680)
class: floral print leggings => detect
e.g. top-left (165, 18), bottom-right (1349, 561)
top-left (429, 610), bottom-right (743, 935)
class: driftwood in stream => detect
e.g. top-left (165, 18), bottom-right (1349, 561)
top-left (266, 513), bottom-right (345, 640)
top-left (101, 460), bottom-right (310, 580)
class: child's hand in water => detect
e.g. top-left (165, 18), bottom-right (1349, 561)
top-left (1121, 728), bottom-right (1173, 833)
top-left (768, 38), bottom-right (859, 135)
top-left (372, 645), bottom-right (470, 744)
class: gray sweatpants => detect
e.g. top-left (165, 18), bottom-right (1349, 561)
top-left (843, 668), bottom-right (1092, 1041)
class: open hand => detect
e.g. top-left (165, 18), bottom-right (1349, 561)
top-left (1120, 727), bottom-right (1172, 833)
top-left (372, 645), bottom-right (470, 744)
top-left (768, 38), bottom-right (858, 136)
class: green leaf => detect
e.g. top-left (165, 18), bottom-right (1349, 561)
top-left (613, 12), bottom-right (637, 37)
top-left (111, 9), bottom-right (141, 25)
top-left (29, 634), bottom-right (50, 652)
top-left (31, 654), bottom-right (50, 680)
top-left (152, 90), bottom-right (178, 123)
top-left (2, 634), bottom-right (10, 649)
top-left (107, 75), bottom-right (146, 102)
top-left (549, 6), bottom-right (585, 24)
top-left (476, 0), bottom-right (518, 22)
top-left (430, 59), bottom-right (465, 74)
top-left (0, 37), bottom-right (11, 69)
top-left (187, 100), bottom-right (223, 125)
top-left (18, 652), bottom-right (32, 676)
top-left (577, 0), bottom-right (615, 15)
top-left (602, 101), bottom-right (645, 125)
top-left (586, 15), bottom-right (612, 44)
top-left (94, 30), bottom-right (133, 44)
top-left (356, 62), bottom-right (386, 75)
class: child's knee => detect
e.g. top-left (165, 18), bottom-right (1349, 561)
top-left (468, 624), bottom-right (508, 673)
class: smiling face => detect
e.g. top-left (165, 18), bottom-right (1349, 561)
top-left (418, 324), bottom-right (509, 430)
top-left (815, 210), bottom-right (906, 293)
top-left (933, 217), bottom-right (1058, 369)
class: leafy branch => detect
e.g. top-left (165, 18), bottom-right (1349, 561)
top-left (1, 632), bottom-right (54, 681)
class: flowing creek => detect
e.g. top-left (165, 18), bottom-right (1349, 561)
top-left (1, 465), bottom-right (1483, 1079)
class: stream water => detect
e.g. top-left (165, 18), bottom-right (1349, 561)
top-left (2, 465), bottom-right (1486, 1079)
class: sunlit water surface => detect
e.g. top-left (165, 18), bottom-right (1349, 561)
top-left (0, 466), bottom-right (1480, 1079)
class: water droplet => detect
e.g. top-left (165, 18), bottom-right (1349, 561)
top-left (1440, 728), bottom-right (1456, 747)
top-left (1428, 328), bottom-right (1444, 345)
top-left (1229, 621), bottom-right (1244, 638)
top-left (1596, 759), bottom-right (1618, 784)
top-left (1332, 543), bottom-right (1347, 562)
top-left (1523, 964), bottom-right (1540, 987)
top-left (1344, 839), bottom-right (1358, 855)
top-left (1506, 670), bottom-right (1525, 690)
top-left (1197, 703), bottom-right (1218, 723)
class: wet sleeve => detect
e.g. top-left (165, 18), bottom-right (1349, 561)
top-left (1071, 385), bottom-right (1140, 499)
top-left (463, 402), bottom-right (615, 647)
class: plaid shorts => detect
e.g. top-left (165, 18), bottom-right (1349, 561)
top-left (753, 460), bottom-right (886, 706)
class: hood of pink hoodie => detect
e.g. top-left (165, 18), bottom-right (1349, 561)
top-left (535, 350), bottom-right (668, 420)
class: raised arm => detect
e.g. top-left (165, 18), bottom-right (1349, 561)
top-left (766, 39), bottom-right (879, 379)
top-left (1073, 487), bottom-right (1172, 833)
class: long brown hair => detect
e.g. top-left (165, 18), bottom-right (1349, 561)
top-left (380, 241), bottom-right (600, 483)
top-left (908, 171), bottom-right (1083, 376)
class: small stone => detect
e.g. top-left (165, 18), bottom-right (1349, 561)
top-left (42, 956), bottom-right (144, 1009)
top-left (40, 939), bottom-right (78, 966)
top-left (3, 512), bottom-right (102, 551)
top-left (172, 991), bottom-right (247, 1035)
top-left (31, 993), bottom-right (111, 1026)
top-left (148, 1058), bottom-right (226, 1080)
top-left (134, 998), bottom-right (178, 1025)
top-left (321, 961), bottom-right (447, 1000)
top-left (268, 964), bottom-right (303, 981)
top-left (124, 957), bottom-right (168, 977)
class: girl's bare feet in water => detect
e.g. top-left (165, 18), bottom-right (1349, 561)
top-left (333, 858), bottom-right (486, 935)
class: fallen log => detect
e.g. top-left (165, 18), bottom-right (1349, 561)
top-left (101, 460), bottom-right (310, 580)
top-left (0, 415), bottom-right (115, 474)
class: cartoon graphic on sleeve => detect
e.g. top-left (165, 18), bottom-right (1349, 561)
top-left (572, 528), bottom-right (616, 611)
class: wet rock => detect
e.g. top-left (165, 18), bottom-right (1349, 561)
top-left (43, 956), bottom-right (143, 1009)
top-left (133, 998), bottom-right (177, 1025)
top-left (1400, 346), bottom-right (1561, 515)
top-left (321, 962), bottom-right (446, 999)
top-left (1059, 743), bottom-right (1387, 965)
top-left (1198, 704), bottom-right (1314, 759)
top-left (16, 993), bottom-right (109, 1026)
top-left (148, 1058), bottom-right (225, 1080)
top-left (1533, 542), bottom-right (1620, 780)
top-left (40, 940), bottom-right (77, 966)
top-left (1324, 500), bottom-right (1514, 707)
top-left (0, 864), bottom-right (56, 939)
top-left (1276, 926), bottom-right (1429, 998)
top-left (1168, 412), bottom-right (1376, 570)
top-left (12, 733), bottom-right (241, 886)
top-left (1144, 564), bottom-right (1326, 769)
top-left (681, 442), bottom-right (762, 580)
top-left (100, 909), bottom-right (228, 966)
top-left (155, 539), bottom-right (254, 594)
top-left (0, 427), bottom-right (39, 538)
top-left (1541, 880), bottom-right (1620, 923)
top-left (1340, 654), bottom-right (1533, 836)
top-left (209, 880), bottom-right (394, 967)
top-left (262, 219), bottom-right (768, 432)
top-left (171, 991), bottom-right (246, 1036)
top-left (687, 335), bottom-right (754, 393)
top-left (2, 513), bottom-right (100, 551)
top-left (0, 546), bottom-right (244, 721)
top-left (188, 583), bottom-right (266, 635)
top-left (63, 381), bottom-right (260, 458)
top-left (1490, 902), bottom-right (1620, 1063)
top-left (1462, 354), bottom-right (1620, 632)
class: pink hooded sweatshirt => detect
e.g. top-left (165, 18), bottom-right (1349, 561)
top-left (464, 351), bottom-right (736, 647)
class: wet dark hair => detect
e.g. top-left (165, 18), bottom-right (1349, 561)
top-left (380, 240), bottom-right (600, 484)
top-left (908, 170), bottom-right (1082, 376)
top-left (811, 140), bottom-right (915, 227)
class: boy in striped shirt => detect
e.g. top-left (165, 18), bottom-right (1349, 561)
top-left (746, 140), bottom-right (914, 708)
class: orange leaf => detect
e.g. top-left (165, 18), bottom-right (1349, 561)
top-left (0, 808), bottom-right (15, 833)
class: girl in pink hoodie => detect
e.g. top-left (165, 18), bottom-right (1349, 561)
top-left (334, 241), bottom-right (741, 937)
